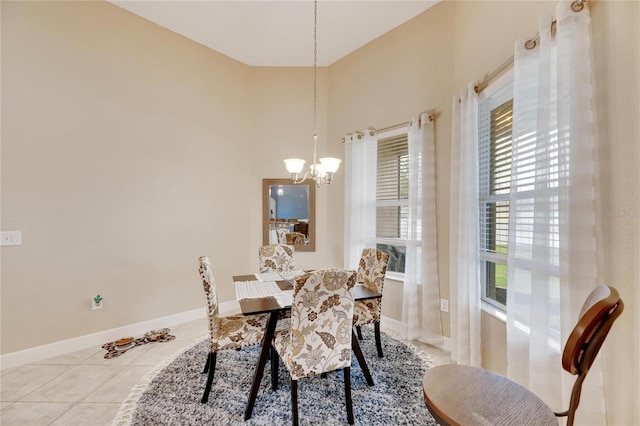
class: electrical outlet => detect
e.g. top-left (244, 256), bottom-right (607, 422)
top-left (92, 298), bottom-right (103, 310)
top-left (440, 298), bottom-right (449, 313)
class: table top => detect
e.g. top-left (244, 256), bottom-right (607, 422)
top-left (422, 364), bottom-right (558, 426)
top-left (233, 274), bottom-right (381, 316)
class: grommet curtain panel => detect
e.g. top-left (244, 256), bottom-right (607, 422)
top-left (344, 114), bottom-right (442, 345)
top-left (507, 1), bottom-right (604, 422)
top-left (403, 115), bottom-right (442, 345)
top-left (449, 84), bottom-right (482, 367)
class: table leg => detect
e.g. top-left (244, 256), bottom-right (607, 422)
top-left (351, 330), bottom-right (374, 386)
top-left (244, 311), bottom-right (279, 421)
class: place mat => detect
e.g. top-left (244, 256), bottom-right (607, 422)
top-left (234, 280), bottom-right (282, 300)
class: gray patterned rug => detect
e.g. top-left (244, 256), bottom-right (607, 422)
top-left (114, 327), bottom-right (438, 425)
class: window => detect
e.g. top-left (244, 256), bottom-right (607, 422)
top-left (376, 132), bottom-right (410, 274)
top-left (478, 78), bottom-right (513, 307)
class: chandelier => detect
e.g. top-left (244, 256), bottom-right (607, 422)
top-left (284, 0), bottom-right (341, 187)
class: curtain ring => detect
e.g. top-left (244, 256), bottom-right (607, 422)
top-left (525, 39), bottom-right (537, 50)
top-left (571, 0), bottom-right (585, 12)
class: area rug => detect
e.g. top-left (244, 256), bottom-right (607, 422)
top-left (113, 327), bottom-right (438, 425)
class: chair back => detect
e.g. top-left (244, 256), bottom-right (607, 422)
top-left (562, 285), bottom-right (624, 375)
top-left (198, 256), bottom-right (221, 344)
top-left (258, 243), bottom-right (296, 273)
top-left (288, 269), bottom-right (357, 379)
top-left (357, 248), bottom-right (389, 294)
top-left (557, 285), bottom-right (623, 425)
top-left (285, 232), bottom-right (305, 245)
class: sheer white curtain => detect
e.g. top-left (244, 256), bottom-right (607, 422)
top-left (507, 2), bottom-right (603, 422)
top-left (449, 84), bottom-right (482, 366)
top-left (344, 131), bottom-right (377, 269)
top-left (402, 114), bottom-right (443, 345)
top-left (344, 115), bottom-right (442, 345)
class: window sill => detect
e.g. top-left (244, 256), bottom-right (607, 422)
top-left (481, 300), bottom-right (507, 324)
top-left (384, 272), bottom-right (405, 282)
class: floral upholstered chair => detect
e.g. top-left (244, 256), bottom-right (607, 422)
top-left (352, 248), bottom-right (389, 358)
top-left (258, 243), bottom-right (297, 273)
top-left (198, 256), bottom-right (269, 403)
top-left (271, 269), bottom-right (357, 425)
top-left (284, 232), bottom-right (305, 246)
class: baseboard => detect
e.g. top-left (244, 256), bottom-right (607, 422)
top-left (1, 303), bottom-right (446, 371)
top-left (0, 307), bottom-right (207, 371)
top-left (380, 315), bottom-right (451, 352)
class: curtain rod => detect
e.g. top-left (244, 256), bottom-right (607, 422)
top-left (342, 113), bottom-right (437, 143)
top-left (474, 0), bottom-right (585, 94)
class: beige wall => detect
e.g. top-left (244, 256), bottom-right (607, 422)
top-left (1, 1), bottom-right (255, 351)
top-left (249, 66), bottom-right (335, 272)
top-left (327, 0), bottom-right (457, 335)
top-left (1, 1), bottom-right (335, 354)
top-left (328, 1), bottom-right (638, 424)
top-left (590, 1), bottom-right (640, 423)
top-left (2, 0), bottom-right (638, 423)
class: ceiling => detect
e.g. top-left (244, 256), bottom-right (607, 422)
top-left (108, 1), bottom-right (440, 67)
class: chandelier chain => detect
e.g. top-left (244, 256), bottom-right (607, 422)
top-left (283, 0), bottom-right (340, 187)
top-left (313, 0), bottom-right (317, 139)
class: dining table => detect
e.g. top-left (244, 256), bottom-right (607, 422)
top-left (232, 271), bottom-right (382, 421)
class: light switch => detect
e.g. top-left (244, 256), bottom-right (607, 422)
top-left (1, 231), bottom-right (22, 246)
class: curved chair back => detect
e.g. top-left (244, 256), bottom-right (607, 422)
top-left (559, 285), bottom-right (624, 425)
top-left (288, 269), bottom-right (357, 379)
top-left (258, 243), bottom-right (296, 273)
top-left (562, 285), bottom-right (624, 375)
top-left (198, 256), bottom-right (220, 345)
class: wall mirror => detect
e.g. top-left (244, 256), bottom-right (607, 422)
top-left (263, 178), bottom-right (315, 252)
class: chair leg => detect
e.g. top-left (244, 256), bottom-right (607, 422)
top-left (291, 379), bottom-right (299, 426)
top-left (201, 352), bottom-right (217, 403)
top-left (344, 367), bottom-right (354, 425)
top-left (271, 347), bottom-right (279, 391)
top-left (374, 322), bottom-right (384, 358)
top-left (355, 325), bottom-right (363, 340)
top-left (202, 353), bottom-right (210, 373)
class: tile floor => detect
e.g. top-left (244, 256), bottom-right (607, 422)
top-left (1, 318), bottom-right (451, 425)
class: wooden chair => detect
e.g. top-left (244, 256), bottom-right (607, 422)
top-left (422, 285), bottom-right (624, 426)
top-left (352, 248), bottom-right (389, 358)
top-left (197, 256), bottom-right (269, 403)
top-left (258, 243), bottom-right (297, 273)
top-left (270, 269), bottom-right (357, 425)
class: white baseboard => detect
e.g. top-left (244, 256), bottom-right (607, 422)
top-left (380, 315), bottom-right (451, 352)
top-left (0, 307), bottom-right (208, 371)
top-left (1, 304), bottom-right (446, 371)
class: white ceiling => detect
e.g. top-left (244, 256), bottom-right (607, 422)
top-left (108, 1), bottom-right (439, 67)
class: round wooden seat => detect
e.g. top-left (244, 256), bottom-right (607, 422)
top-left (422, 364), bottom-right (558, 426)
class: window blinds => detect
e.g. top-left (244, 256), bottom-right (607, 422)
top-left (376, 134), bottom-right (409, 240)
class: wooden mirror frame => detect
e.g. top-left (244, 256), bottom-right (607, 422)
top-left (262, 178), bottom-right (316, 252)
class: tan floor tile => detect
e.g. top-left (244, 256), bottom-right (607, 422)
top-left (0, 401), bottom-right (73, 426)
top-left (50, 402), bottom-right (120, 426)
top-left (81, 343), bottom-right (153, 366)
top-left (20, 365), bottom-right (123, 402)
top-left (82, 365), bottom-right (154, 403)
top-left (40, 347), bottom-right (103, 366)
top-left (127, 338), bottom-right (199, 367)
top-left (1, 364), bottom-right (72, 402)
top-left (170, 318), bottom-right (208, 341)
